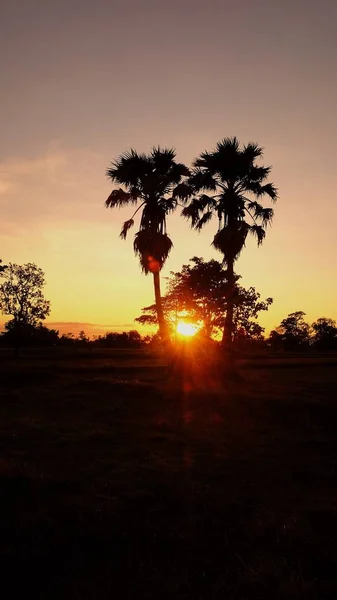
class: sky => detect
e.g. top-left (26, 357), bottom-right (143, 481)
top-left (1, 0), bottom-right (337, 337)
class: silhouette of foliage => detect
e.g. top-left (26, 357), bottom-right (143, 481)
top-left (232, 286), bottom-right (273, 344)
top-left (92, 330), bottom-right (144, 349)
top-left (311, 318), bottom-right (337, 350)
top-left (183, 137), bottom-right (277, 349)
top-left (269, 311), bottom-right (310, 351)
top-left (0, 263), bottom-right (50, 354)
top-left (0, 321), bottom-right (59, 347)
top-left (136, 257), bottom-right (230, 337)
top-left (105, 147), bottom-right (190, 347)
top-left (0, 259), bottom-right (7, 273)
top-left (136, 257), bottom-right (273, 343)
top-left (0, 263), bottom-right (50, 326)
top-left (0, 324), bottom-right (149, 350)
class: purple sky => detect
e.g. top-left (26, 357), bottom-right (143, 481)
top-left (1, 0), bottom-right (337, 334)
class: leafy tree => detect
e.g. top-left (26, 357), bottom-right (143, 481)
top-left (232, 286), bottom-right (273, 343)
top-left (0, 263), bottom-right (50, 325)
top-left (0, 263), bottom-right (50, 353)
top-left (269, 311), bottom-right (310, 351)
top-left (135, 294), bottom-right (186, 336)
top-left (136, 257), bottom-right (272, 342)
top-left (105, 147), bottom-right (189, 349)
top-left (0, 259), bottom-right (7, 273)
top-left (182, 137), bottom-right (277, 354)
top-left (136, 257), bottom-right (229, 337)
top-left (312, 318), bottom-right (337, 350)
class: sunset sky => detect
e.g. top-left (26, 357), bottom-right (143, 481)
top-left (1, 0), bottom-right (336, 337)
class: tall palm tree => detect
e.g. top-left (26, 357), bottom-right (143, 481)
top-left (105, 147), bottom-right (189, 348)
top-left (182, 137), bottom-right (278, 353)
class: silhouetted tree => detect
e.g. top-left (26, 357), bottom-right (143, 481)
top-left (136, 257), bottom-right (272, 342)
top-left (269, 311), bottom-right (310, 351)
top-left (0, 259), bottom-right (7, 273)
top-left (0, 263), bottom-right (50, 355)
top-left (312, 318), bottom-right (337, 350)
top-left (93, 330), bottom-right (144, 349)
top-left (232, 286), bottom-right (273, 344)
top-left (105, 147), bottom-right (189, 350)
top-left (76, 330), bottom-right (89, 347)
top-left (1, 322), bottom-right (59, 347)
top-left (136, 257), bottom-right (230, 338)
top-left (268, 329), bottom-right (284, 351)
top-left (59, 332), bottom-right (75, 346)
top-left (182, 138), bottom-right (277, 358)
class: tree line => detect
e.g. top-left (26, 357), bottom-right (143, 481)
top-left (0, 260), bottom-right (336, 353)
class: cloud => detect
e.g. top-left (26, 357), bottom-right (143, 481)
top-left (0, 151), bottom-right (66, 194)
top-left (0, 320), bottom-right (143, 338)
top-left (0, 144), bottom-right (111, 233)
top-left (45, 321), bottom-right (139, 337)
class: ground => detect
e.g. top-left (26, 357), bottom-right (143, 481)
top-left (1, 349), bottom-right (337, 599)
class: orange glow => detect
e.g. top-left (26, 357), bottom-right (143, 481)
top-left (147, 255), bottom-right (160, 273)
top-left (1, 3), bottom-right (337, 338)
top-left (176, 321), bottom-right (198, 337)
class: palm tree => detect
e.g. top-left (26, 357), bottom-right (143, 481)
top-left (182, 137), bottom-right (278, 354)
top-left (105, 147), bottom-right (189, 348)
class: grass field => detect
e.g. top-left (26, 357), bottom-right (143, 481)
top-left (1, 350), bottom-right (337, 599)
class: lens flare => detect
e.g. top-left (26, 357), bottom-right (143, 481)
top-left (176, 321), bottom-right (198, 337)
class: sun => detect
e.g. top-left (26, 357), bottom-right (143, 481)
top-left (176, 321), bottom-right (198, 337)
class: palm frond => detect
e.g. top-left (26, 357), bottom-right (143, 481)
top-left (248, 165), bottom-right (271, 182)
top-left (242, 141), bottom-right (264, 161)
top-left (150, 148), bottom-right (189, 185)
top-left (247, 200), bottom-right (263, 214)
top-left (261, 207), bottom-right (274, 225)
top-left (245, 201), bottom-right (274, 226)
top-left (120, 219), bottom-right (135, 239)
top-left (187, 138), bottom-right (277, 261)
top-left (250, 224), bottom-right (266, 245)
top-left (199, 194), bottom-right (217, 210)
top-left (195, 139), bottom-right (243, 183)
top-left (151, 146), bottom-right (176, 167)
top-left (105, 188), bottom-right (136, 208)
top-left (216, 137), bottom-right (240, 154)
top-left (193, 151), bottom-right (214, 170)
top-left (160, 197), bottom-right (177, 213)
top-left (195, 211), bottom-right (213, 230)
top-left (172, 182), bottom-right (194, 201)
top-left (189, 169), bottom-right (217, 192)
top-left (107, 150), bottom-right (150, 187)
top-left (259, 182), bottom-right (278, 201)
top-left (105, 147), bottom-right (189, 281)
top-left (181, 199), bottom-right (202, 227)
top-left (169, 162), bottom-right (190, 183)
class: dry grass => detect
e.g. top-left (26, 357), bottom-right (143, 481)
top-left (0, 350), bottom-right (337, 599)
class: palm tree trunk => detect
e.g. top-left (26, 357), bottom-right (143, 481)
top-left (222, 260), bottom-right (235, 364)
top-left (153, 270), bottom-right (170, 351)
